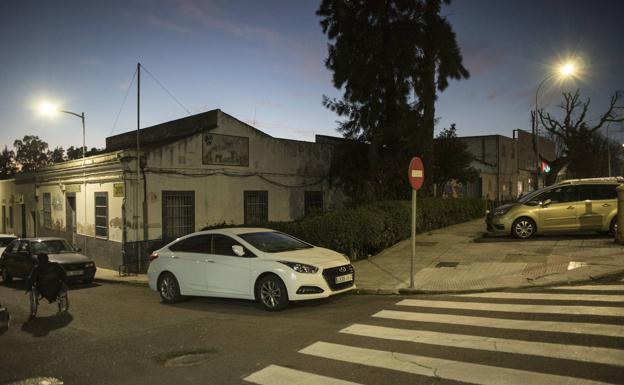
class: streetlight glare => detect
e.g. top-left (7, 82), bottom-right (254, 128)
top-left (559, 62), bottom-right (576, 76)
top-left (38, 101), bottom-right (59, 116)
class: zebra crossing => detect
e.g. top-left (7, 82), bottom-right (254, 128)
top-left (244, 282), bottom-right (624, 385)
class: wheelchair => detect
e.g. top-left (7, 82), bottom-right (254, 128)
top-left (29, 281), bottom-right (69, 318)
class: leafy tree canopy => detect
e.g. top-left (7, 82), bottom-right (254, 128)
top-left (13, 135), bottom-right (49, 172)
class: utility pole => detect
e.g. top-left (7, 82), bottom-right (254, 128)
top-left (136, 62), bottom-right (141, 273)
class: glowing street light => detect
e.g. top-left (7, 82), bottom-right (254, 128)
top-left (533, 59), bottom-right (579, 189)
top-left (38, 101), bottom-right (86, 162)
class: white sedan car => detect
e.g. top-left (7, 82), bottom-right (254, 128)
top-left (147, 228), bottom-right (355, 311)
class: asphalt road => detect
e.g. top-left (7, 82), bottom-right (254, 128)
top-left (1, 279), bottom-right (623, 385)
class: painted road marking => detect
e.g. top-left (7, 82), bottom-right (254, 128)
top-left (458, 292), bottom-right (624, 302)
top-left (550, 285), bottom-right (624, 291)
top-left (373, 310), bottom-right (624, 337)
top-left (397, 299), bottom-right (624, 317)
top-left (340, 323), bottom-right (624, 367)
top-left (300, 342), bottom-right (613, 385)
top-left (243, 365), bottom-right (361, 385)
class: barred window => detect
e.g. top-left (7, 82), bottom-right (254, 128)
top-left (244, 191), bottom-right (268, 224)
top-left (304, 191), bottom-right (323, 216)
top-left (95, 192), bottom-right (108, 238)
top-left (9, 206), bottom-right (13, 228)
top-left (43, 193), bottom-right (52, 228)
top-left (162, 191), bottom-right (195, 241)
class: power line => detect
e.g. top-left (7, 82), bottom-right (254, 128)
top-left (140, 64), bottom-right (192, 116)
top-left (110, 68), bottom-right (138, 135)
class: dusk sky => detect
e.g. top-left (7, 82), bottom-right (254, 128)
top-left (1, 0), bottom-right (623, 151)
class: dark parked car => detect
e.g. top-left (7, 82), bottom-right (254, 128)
top-left (0, 237), bottom-right (96, 284)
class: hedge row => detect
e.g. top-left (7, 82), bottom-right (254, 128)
top-left (262, 198), bottom-right (485, 260)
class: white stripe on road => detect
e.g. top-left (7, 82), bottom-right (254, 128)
top-left (340, 324), bottom-right (624, 367)
top-left (397, 299), bottom-right (624, 316)
top-left (458, 292), bottom-right (624, 302)
top-left (551, 285), bottom-right (624, 291)
top-left (243, 365), bottom-right (362, 385)
top-left (373, 310), bottom-right (624, 338)
top-left (300, 342), bottom-right (613, 385)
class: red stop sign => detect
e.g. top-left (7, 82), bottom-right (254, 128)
top-left (408, 157), bottom-right (424, 190)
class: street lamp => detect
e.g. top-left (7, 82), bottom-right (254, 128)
top-left (533, 60), bottom-right (578, 189)
top-left (38, 101), bottom-right (87, 255)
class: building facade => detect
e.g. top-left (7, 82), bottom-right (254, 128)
top-left (460, 130), bottom-right (556, 201)
top-left (0, 110), bottom-right (345, 272)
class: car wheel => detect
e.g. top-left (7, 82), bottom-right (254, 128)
top-left (157, 272), bottom-right (182, 304)
top-left (1, 268), bottom-right (12, 284)
top-left (610, 218), bottom-right (617, 236)
top-left (256, 275), bottom-right (289, 312)
top-left (512, 217), bottom-right (537, 239)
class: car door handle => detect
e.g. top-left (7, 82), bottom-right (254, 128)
top-left (602, 203), bottom-right (610, 207)
top-left (205, 259), bottom-right (215, 263)
top-left (567, 206), bottom-right (575, 210)
top-left (171, 255), bottom-right (178, 259)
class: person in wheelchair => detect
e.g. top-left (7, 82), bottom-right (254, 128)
top-left (25, 253), bottom-right (69, 317)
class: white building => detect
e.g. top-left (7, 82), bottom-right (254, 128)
top-left (0, 110), bottom-right (345, 272)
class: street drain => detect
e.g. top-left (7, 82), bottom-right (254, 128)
top-left (156, 349), bottom-right (218, 367)
top-left (435, 262), bottom-right (459, 268)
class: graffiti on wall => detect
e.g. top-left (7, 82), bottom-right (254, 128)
top-left (202, 133), bottom-right (249, 166)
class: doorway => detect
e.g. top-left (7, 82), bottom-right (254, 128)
top-left (21, 204), bottom-right (26, 237)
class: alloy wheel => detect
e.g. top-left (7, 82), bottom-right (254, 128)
top-left (260, 280), bottom-right (281, 309)
top-left (514, 220), bottom-right (534, 239)
top-left (160, 276), bottom-right (177, 301)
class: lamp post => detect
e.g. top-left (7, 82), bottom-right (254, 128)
top-left (533, 61), bottom-right (577, 189)
top-left (39, 102), bottom-right (87, 255)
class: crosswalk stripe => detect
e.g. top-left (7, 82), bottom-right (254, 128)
top-left (550, 285), bottom-right (624, 291)
top-left (243, 364), bottom-right (362, 385)
top-left (458, 292), bottom-right (624, 302)
top-left (373, 310), bottom-right (624, 337)
top-left (397, 299), bottom-right (624, 316)
top-left (340, 324), bottom-right (624, 367)
top-left (300, 341), bottom-right (614, 385)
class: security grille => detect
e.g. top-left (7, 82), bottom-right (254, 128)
top-left (162, 191), bottom-right (195, 241)
top-left (304, 191), bottom-right (323, 216)
top-left (43, 193), bottom-right (52, 228)
top-left (95, 192), bottom-right (108, 238)
top-left (244, 191), bottom-right (268, 224)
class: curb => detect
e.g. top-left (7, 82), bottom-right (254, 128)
top-left (396, 268), bottom-right (624, 295)
top-left (94, 277), bottom-right (149, 287)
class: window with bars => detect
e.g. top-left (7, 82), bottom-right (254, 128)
top-left (162, 191), bottom-right (195, 241)
top-left (95, 192), bottom-right (108, 238)
top-left (43, 193), bottom-right (52, 228)
top-left (304, 191), bottom-right (323, 216)
top-left (244, 191), bottom-right (268, 224)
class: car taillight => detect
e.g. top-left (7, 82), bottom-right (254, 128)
top-left (148, 252), bottom-right (159, 262)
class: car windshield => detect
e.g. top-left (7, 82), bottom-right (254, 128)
top-left (0, 237), bottom-right (15, 247)
top-left (31, 239), bottom-right (75, 254)
top-left (239, 231), bottom-right (313, 253)
top-left (517, 187), bottom-right (548, 203)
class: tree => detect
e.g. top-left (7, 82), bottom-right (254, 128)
top-left (48, 146), bottom-right (66, 163)
top-left (565, 132), bottom-right (623, 179)
top-left (13, 135), bottom-right (49, 172)
top-left (317, 0), bottom-right (468, 199)
top-left (0, 146), bottom-right (17, 179)
top-left (431, 124), bottom-right (478, 191)
top-left (66, 146), bottom-right (83, 160)
top-left (538, 90), bottom-right (624, 185)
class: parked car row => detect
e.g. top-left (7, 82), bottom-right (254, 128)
top-left (0, 237), bottom-right (96, 284)
top-left (487, 177), bottom-right (621, 239)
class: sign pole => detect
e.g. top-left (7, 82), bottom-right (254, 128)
top-left (410, 189), bottom-right (416, 288)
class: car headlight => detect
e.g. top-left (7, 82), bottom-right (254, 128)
top-left (279, 261), bottom-right (319, 274)
top-left (492, 206), bottom-right (512, 216)
top-left (85, 262), bottom-right (95, 268)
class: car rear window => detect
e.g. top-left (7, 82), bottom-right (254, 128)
top-left (0, 237), bottom-right (15, 247)
top-left (577, 184), bottom-right (618, 200)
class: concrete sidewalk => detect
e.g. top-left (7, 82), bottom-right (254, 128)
top-left (95, 266), bottom-right (148, 285)
top-left (353, 218), bottom-right (624, 294)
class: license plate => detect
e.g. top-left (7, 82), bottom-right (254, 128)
top-left (335, 273), bottom-right (353, 284)
top-left (66, 270), bottom-right (83, 277)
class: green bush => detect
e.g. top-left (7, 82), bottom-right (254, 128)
top-left (245, 199), bottom-right (485, 260)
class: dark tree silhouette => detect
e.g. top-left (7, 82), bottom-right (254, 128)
top-left (0, 146), bottom-right (17, 179)
top-left (538, 90), bottom-right (624, 185)
top-left (317, 0), bottom-right (468, 199)
top-left (48, 146), bottom-right (66, 163)
top-left (432, 124), bottom-right (478, 191)
top-left (13, 135), bottom-right (49, 172)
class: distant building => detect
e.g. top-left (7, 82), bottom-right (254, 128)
top-left (0, 109), bottom-right (346, 272)
top-left (460, 130), bottom-right (556, 201)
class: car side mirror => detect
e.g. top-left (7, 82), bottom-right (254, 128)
top-left (74, 247), bottom-right (82, 252)
top-left (541, 199), bottom-right (552, 207)
top-left (232, 245), bottom-right (245, 257)
top-left (526, 200), bottom-right (540, 206)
